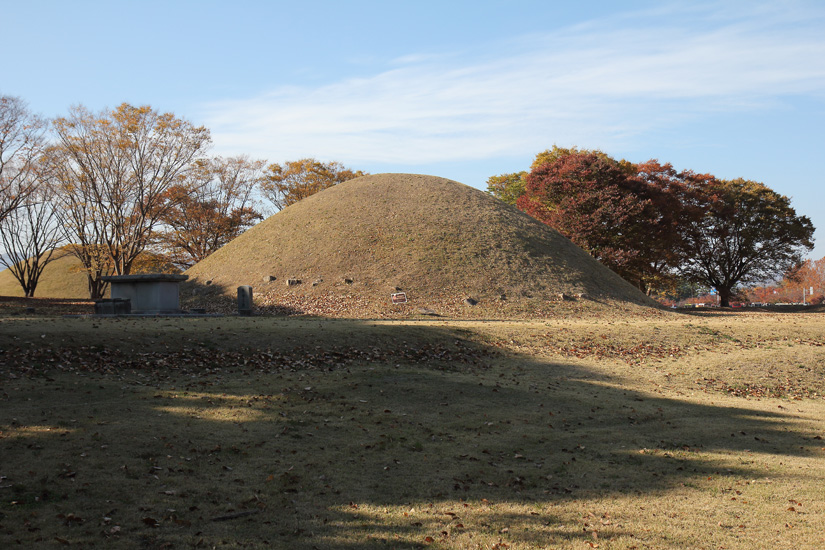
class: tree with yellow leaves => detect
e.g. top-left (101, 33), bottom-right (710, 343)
top-left (49, 103), bottom-right (210, 298)
top-left (260, 158), bottom-right (366, 211)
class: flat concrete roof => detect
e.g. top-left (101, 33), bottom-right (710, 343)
top-left (102, 274), bottom-right (189, 282)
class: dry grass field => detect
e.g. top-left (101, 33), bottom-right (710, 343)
top-left (1, 303), bottom-right (824, 549)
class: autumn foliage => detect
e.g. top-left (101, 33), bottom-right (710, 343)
top-left (518, 151), bottom-right (649, 283)
top-left (678, 178), bottom-right (814, 306)
top-left (155, 156), bottom-right (265, 268)
top-left (513, 148), bottom-right (700, 294)
top-left (745, 256), bottom-right (825, 305)
top-left (49, 103), bottom-right (211, 298)
top-left (0, 95), bottom-right (375, 298)
top-left (493, 146), bottom-right (815, 305)
top-left (260, 158), bottom-right (366, 211)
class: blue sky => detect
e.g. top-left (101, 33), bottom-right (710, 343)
top-left (4, 0), bottom-right (825, 259)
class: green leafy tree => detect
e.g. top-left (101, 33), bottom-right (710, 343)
top-left (680, 178), bottom-right (815, 307)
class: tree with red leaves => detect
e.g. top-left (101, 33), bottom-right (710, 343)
top-left (497, 147), bottom-right (815, 304)
top-left (518, 149), bottom-right (679, 293)
top-left (632, 160), bottom-right (714, 293)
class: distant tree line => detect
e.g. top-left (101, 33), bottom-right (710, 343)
top-left (487, 146), bottom-right (815, 307)
top-left (744, 256), bottom-right (825, 305)
top-left (0, 95), bottom-right (366, 299)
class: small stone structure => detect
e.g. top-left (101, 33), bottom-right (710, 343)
top-left (94, 298), bottom-right (132, 315)
top-left (237, 285), bottom-right (253, 316)
top-left (102, 274), bottom-right (188, 314)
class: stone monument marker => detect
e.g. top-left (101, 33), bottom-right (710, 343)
top-left (238, 285), bottom-right (253, 316)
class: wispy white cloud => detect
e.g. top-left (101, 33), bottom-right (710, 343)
top-left (200, 2), bottom-right (825, 165)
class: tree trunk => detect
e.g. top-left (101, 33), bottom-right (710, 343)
top-left (718, 287), bottom-right (732, 308)
top-left (87, 274), bottom-right (108, 301)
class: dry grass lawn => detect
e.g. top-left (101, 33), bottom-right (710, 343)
top-left (1, 306), bottom-right (824, 549)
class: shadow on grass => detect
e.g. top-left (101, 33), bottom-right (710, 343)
top-left (0, 296), bottom-right (95, 316)
top-left (674, 304), bottom-right (825, 317)
top-left (180, 278), bottom-right (308, 316)
top-left (0, 320), bottom-right (821, 548)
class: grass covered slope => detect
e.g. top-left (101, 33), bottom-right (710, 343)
top-left (185, 173), bottom-right (655, 316)
top-left (0, 247), bottom-right (98, 299)
top-left (0, 247), bottom-right (180, 300)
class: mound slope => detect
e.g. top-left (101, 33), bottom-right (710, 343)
top-left (0, 248), bottom-right (99, 299)
top-left (185, 173), bottom-right (655, 317)
top-left (0, 247), bottom-right (179, 299)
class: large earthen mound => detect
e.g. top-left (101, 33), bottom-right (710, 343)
top-left (184, 173), bottom-right (656, 317)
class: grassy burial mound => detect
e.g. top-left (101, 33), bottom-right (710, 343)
top-left (0, 247), bottom-right (180, 300)
top-left (0, 247), bottom-right (98, 299)
top-left (184, 173), bottom-right (656, 317)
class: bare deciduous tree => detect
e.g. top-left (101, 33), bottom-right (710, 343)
top-left (49, 103), bottom-right (210, 298)
top-left (155, 155), bottom-right (265, 268)
top-left (0, 95), bottom-right (47, 223)
top-left (0, 176), bottom-right (64, 297)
